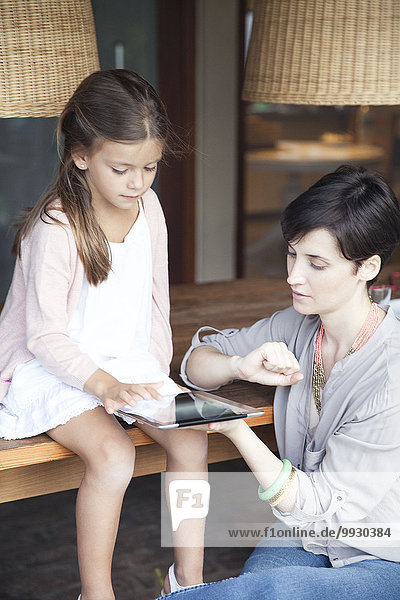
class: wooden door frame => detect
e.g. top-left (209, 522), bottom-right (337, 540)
top-left (158, 0), bottom-right (245, 283)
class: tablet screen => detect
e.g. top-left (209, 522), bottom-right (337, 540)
top-left (174, 393), bottom-right (243, 425)
top-left (117, 390), bottom-right (263, 429)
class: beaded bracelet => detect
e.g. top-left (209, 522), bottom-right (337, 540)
top-left (258, 459), bottom-right (292, 501)
top-left (269, 467), bottom-right (296, 506)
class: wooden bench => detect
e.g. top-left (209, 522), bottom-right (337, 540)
top-left (0, 277), bottom-right (292, 503)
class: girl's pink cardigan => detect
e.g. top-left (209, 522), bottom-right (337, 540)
top-left (0, 188), bottom-right (172, 401)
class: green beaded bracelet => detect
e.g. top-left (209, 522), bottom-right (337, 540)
top-left (258, 459), bottom-right (292, 501)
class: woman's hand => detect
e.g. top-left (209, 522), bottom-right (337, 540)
top-left (189, 417), bottom-right (245, 440)
top-left (206, 418), bottom-right (245, 436)
top-left (84, 369), bottom-right (163, 414)
top-left (233, 342), bottom-right (303, 387)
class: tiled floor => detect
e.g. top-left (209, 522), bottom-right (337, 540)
top-left (0, 459), bottom-right (252, 600)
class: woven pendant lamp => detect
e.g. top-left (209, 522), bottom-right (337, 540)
top-left (243, 0), bottom-right (400, 105)
top-left (0, 0), bottom-right (100, 118)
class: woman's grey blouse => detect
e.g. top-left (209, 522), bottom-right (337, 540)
top-left (180, 306), bottom-right (400, 566)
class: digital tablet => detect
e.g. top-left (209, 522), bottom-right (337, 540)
top-left (116, 389), bottom-right (264, 429)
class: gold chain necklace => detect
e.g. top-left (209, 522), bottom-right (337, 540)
top-left (312, 301), bottom-right (379, 415)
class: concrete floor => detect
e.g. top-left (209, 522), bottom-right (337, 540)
top-left (0, 459), bottom-right (252, 600)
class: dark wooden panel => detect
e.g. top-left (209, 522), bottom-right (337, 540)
top-left (158, 0), bottom-right (196, 283)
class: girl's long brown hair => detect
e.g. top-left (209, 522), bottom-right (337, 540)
top-left (13, 69), bottom-right (179, 285)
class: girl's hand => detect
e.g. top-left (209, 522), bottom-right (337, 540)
top-left (83, 369), bottom-right (163, 414)
top-left (234, 342), bottom-right (303, 387)
top-left (176, 384), bottom-right (190, 393)
top-left (101, 381), bottom-right (164, 415)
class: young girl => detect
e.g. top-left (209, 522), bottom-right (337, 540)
top-left (0, 69), bottom-right (207, 600)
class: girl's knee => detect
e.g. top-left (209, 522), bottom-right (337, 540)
top-left (85, 434), bottom-right (135, 490)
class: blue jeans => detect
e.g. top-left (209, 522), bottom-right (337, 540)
top-left (158, 545), bottom-right (400, 599)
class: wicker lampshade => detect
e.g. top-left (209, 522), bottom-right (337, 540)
top-left (0, 0), bottom-right (100, 118)
top-left (243, 0), bottom-right (400, 105)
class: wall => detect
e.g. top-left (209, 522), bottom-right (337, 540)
top-left (195, 0), bottom-right (240, 282)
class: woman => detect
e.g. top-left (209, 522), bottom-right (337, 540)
top-left (161, 166), bottom-right (400, 599)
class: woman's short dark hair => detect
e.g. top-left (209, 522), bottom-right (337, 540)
top-left (280, 165), bottom-right (400, 283)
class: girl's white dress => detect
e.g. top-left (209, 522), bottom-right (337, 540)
top-left (0, 201), bottom-right (181, 439)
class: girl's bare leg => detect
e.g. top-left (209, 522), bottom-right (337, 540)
top-left (136, 424), bottom-right (208, 592)
top-left (47, 407), bottom-right (135, 600)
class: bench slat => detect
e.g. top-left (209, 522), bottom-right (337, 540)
top-left (0, 424), bottom-right (276, 503)
top-left (0, 405), bottom-right (273, 471)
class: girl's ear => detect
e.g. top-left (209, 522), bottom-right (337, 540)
top-left (358, 255), bottom-right (381, 283)
top-left (71, 146), bottom-right (89, 171)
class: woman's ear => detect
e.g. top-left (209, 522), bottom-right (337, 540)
top-left (358, 255), bottom-right (382, 283)
top-left (71, 146), bottom-right (89, 171)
